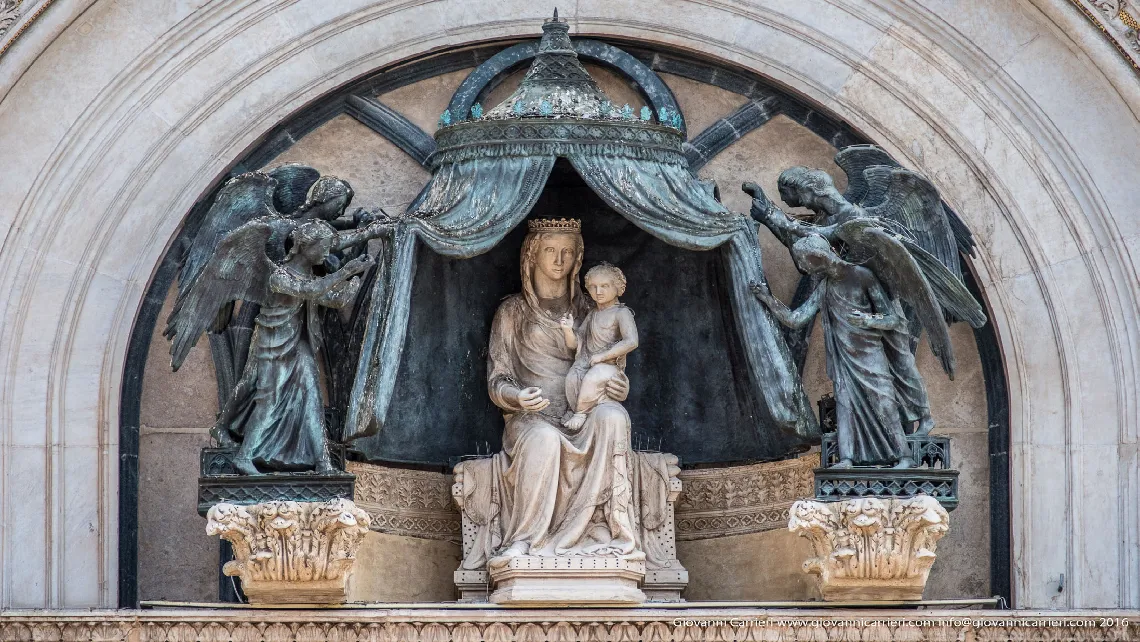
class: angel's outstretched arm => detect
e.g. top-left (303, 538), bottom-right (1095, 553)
top-left (270, 257), bottom-right (370, 300)
top-left (335, 219), bottom-right (394, 250)
top-left (742, 182), bottom-right (810, 248)
top-left (750, 280), bottom-right (824, 329)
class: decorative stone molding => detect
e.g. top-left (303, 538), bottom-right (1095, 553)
top-left (675, 453), bottom-right (817, 540)
top-left (348, 455), bottom-right (820, 547)
top-left (0, 1), bottom-right (20, 39)
top-left (205, 499), bottom-right (372, 605)
top-left (488, 556), bottom-right (647, 605)
top-left (2, 609), bottom-right (1138, 641)
top-left (1072, 0), bottom-right (1140, 70)
top-left (348, 461), bottom-right (460, 542)
top-left (789, 495), bottom-right (950, 601)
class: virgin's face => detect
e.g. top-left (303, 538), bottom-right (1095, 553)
top-left (534, 234), bottom-right (578, 283)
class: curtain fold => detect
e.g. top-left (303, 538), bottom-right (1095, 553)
top-left (569, 155), bottom-right (817, 441)
top-left (344, 156), bottom-right (556, 440)
top-left (346, 151), bottom-right (817, 445)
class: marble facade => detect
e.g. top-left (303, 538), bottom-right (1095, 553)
top-left (0, 0), bottom-right (1137, 613)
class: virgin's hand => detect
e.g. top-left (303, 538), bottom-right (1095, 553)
top-left (516, 386), bottom-right (550, 412)
top-left (605, 372), bottom-right (630, 402)
top-left (847, 311), bottom-right (873, 329)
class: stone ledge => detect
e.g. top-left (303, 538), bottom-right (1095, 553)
top-left (2, 608), bottom-right (1137, 641)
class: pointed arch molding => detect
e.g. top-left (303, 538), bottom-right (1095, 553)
top-left (0, 0), bottom-right (1137, 611)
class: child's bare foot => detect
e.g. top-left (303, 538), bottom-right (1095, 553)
top-left (564, 412), bottom-right (587, 433)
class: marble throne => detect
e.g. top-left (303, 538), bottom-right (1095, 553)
top-left (452, 452), bottom-right (689, 604)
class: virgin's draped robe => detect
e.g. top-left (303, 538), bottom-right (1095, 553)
top-left (485, 293), bottom-right (642, 559)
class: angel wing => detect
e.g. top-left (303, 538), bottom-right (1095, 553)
top-left (834, 219), bottom-right (957, 378)
top-left (180, 173), bottom-right (277, 292)
top-left (899, 236), bottom-right (987, 329)
top-left (861, 166), bottom-right (961, 283)
top-left (165, 218), bottom-right (282, 371)
top-left (267, 163), bottom-right (321, 215)
top-left (835, 145), bottom-right (977, 259)
top-left (181, 165), bottom-right (320, 285)
top-left (835, 144), bottom-right (898, 205)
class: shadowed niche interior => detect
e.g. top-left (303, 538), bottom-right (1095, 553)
top-left (352, 158), bottom-right (809, 467)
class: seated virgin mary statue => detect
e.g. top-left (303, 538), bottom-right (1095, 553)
top-left (452, 218), bottom-right (687, 604)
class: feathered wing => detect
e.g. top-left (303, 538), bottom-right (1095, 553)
top-left (834, 219), bottom-right (957, 378)
top-left (861, 166), bottom-right (961, 283)
top-left (835, 145), bottom-right (899, 206)
top-left (165, 219), bottom-right (279, 371)
top-left (181, 173), bottom-right (278, 292)
top-left (268, 163), bottom-right (321, 215)
top-left (835, 145), bottom-right (977, 259)
top-left (900, 237), bottom-right (988, 329)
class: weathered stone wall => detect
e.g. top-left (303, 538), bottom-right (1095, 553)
top-left (135, 65), bottom-right (990, 603)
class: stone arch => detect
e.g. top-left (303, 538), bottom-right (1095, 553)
top-left (0, 0), bottom-right (1136, 610)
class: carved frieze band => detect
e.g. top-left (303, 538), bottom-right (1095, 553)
top-left (347, 461), bottom-right (461, 542)
top-left (1, 611), bottom-right (1137, 642)
top-left (674, 453), bottom-right (818, 541)
top-left (349, 454), bottom-right (817, 543)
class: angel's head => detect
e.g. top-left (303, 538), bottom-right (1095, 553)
top-left (790, 234), bottom-right (840, 275)
top-left (288, 221), bottom-right (337, 266)
top-left (777, 167), bottom-right (836, 210)
top-left (301, 176), bottom-right (354, 221)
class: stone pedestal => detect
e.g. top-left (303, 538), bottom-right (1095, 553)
top-left (205, 499), bottom-right (371, 605)
top-left (788, 495), bottom-right (949, 601)
top-left (452, 452), bottom-right (688, 604)
top-left (488, 556), bottom-right (646, 605)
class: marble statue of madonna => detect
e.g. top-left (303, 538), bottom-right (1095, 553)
top-left (484, 218), bottom-right (642, 566)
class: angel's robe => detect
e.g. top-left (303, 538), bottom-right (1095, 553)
top-left (220, 266), bottom-right (341, 471)
top-left (820, 275), bottom-right (929, 465)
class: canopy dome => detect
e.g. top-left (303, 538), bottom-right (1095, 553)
top-left (431, 12), bottom-right (685, 167)
top-left (346, 15), bottom-right (819, 455)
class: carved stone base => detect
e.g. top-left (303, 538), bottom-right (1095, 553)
top-left (206, 499), bottom-right (371, 605)
top-left (788, 495), bottom-right (950, 602)
top-left (197, 447), bottom-right (354, 517)
top-left (454, 569), bottom-right (491, 603)
top-left (643, 566), bottom-right (689, 602)
top-left (487, 556), bottom-right (647, 605)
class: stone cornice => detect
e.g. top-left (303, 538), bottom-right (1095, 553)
top-left (1, 608), bottom-right (1137, 641)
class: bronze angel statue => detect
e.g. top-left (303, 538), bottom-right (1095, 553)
top-left (744, 145), bottom-right (987, 341)
top-left (165, 167), bottom-right (392, 474)
top-left (742, 146), bottom-right (988, 467)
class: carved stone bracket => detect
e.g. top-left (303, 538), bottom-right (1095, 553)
top-left (205, 499), bottom-right (372, 605)
top-left (788, 495), bottom-right (950, 601)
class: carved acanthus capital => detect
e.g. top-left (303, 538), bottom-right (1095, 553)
top-left (789, 495), bottom-right (950, 601)
top-left (205, 498), bottom-right (372, 604)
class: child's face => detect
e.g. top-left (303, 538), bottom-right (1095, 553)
top-left (586, 275), bottom-right (619, 305)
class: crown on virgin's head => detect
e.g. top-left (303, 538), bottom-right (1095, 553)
top-left (527, 218), bottom-right (581, 233)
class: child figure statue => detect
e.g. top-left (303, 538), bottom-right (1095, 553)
top-left (560, 263), bottom-right (639, 433)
